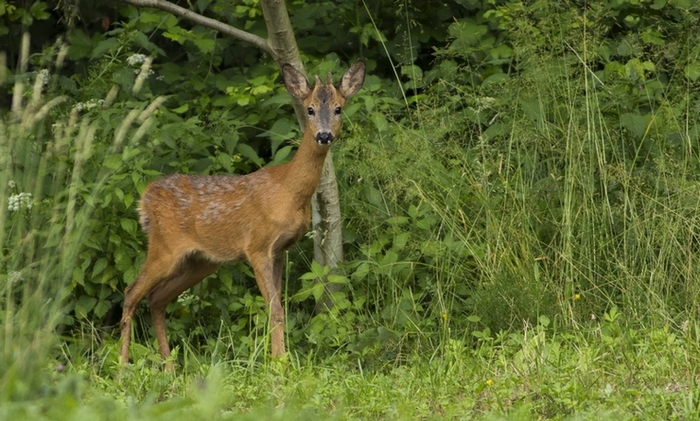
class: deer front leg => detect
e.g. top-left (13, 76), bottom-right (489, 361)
top-left (250, 252), bottom-right (286, 357)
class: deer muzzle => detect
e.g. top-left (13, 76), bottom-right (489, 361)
top-left (315, 132), bottom-right (334, 145)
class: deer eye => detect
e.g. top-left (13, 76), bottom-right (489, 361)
top-left (307, 107), bottom-right (315, 116)
top-left (334, 106), bottom-right (342, 115)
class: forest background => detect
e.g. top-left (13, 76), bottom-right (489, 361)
top-left (2, 0), bottom-right (700, 419)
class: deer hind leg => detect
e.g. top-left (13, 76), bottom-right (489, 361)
top-left (120, 251), bottom-right (182, 366)
top-left (147, 255), bottom-right (220, 371)
top-left (249, 252), bottom-right (286, 357)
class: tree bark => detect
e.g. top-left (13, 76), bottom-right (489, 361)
top-left (121, 0), bottom-right (346, 312)
top-left (312, 150), bottom-right (345, 314)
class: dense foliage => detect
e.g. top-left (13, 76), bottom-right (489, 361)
top-left (2, 0), bottom-right (700, 416)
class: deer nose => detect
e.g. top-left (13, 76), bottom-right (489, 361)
top-left (315, 132), bottom-right (334, 145)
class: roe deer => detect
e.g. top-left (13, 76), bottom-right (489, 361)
top-left (119, 61), bottom-right (366, 370)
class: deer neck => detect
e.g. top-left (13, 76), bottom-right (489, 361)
top-left (283, 129), bottom-right (330, 203)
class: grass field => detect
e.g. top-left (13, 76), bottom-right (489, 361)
top-left (3, 314), bottom-right (700, 420)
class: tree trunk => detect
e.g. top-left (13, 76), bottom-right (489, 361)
top-left (122, 0), bottom-right (346, 312)
top-left (312, 151), bottom-right (345, 314)
top-left (259, 0), bottom-right (344, 313)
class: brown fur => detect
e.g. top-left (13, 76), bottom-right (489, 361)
top-left (119, 61), bottom-right (366, 370)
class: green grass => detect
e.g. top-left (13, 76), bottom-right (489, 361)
top-left (4, 314), bottom-right (700, 420)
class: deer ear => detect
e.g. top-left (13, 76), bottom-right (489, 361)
top-left (282, 64), bottom-right (310, 99)
top-left (337, 61), bottom-right (366, 98)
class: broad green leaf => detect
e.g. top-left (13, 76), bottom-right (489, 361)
top-left (94, 299), bottom-right (111, 318)
top-left (124, 193), bottom-right (134, 208)
top-left (481, 72), bottom-right (509, 87)
top-left (327, 274), bottom-right (349, 285)
top-left (237, 143), bottom-right (263, 166)
top-left (75, 296), bottom-right (97, 318)
top-left (370, 112), bottom-right (388, 132)
top-left (220, 270), bottom-right (233, 290)
top-left (268, 145), bottom-right (293, 166)
top-left (685, 62), bottom-right (700, 81)
top-left (91, 38), bottom-right (119, 59)
top-left (72, 266), bottom-right (85, 286)
top-left (92, 258), bottom-right (108, 277)
top-left (620, 113), bottom-right (648, 139)
top-left (120, 218), bottom-right (138, 236)
top-left (171, 104), bottom-right (189, 114)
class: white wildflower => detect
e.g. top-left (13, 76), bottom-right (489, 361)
top-left (37, 69), bottom-right (50, 87)
top-left (133, 68), bottom-right (155, 77)
top-left (7, 192), bottom-right (33, 212)
top-left (8, 180), bottom-right (16, 189)
top-left (126, 53), bottom-right (147, 66)
top-left (177, 291), bottom-right (195, 303)
top-left (7, 271), bottom-right (23, 285)
top-left (73, 99), bottom-right (105, 113)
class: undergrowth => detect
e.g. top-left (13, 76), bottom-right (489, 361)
top-left (5, 313), bottom-right (700, 420)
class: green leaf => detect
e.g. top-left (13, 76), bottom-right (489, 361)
top-left (300, 260), bottom-right (330, 280)
top-left (94, 299), bottom-right (111, 318)
top-left (385, 216), bottom-right (409, 225)
top-left (352, 262), bottom-right (370, 281)
top-left (670, 0), bottom-right (690, 7)
top-left (92, 258), bottom-right (108, 277)
top-left (120, 218), bottom-right (138, 236)
top-left (218, 152), bottom-right (233, 172)
top-left (75, 296), bottom-right (97, 318)
top-left (72, 266), bottom-right (85, 286)
top-left (123, 267), bottom-right (136, 284)
top-left (29, 1), bottom-right (50, 20)
top-left (311, 282), bottom-right (325, 301)
top-left (685, 62), bottom-right (700, 81)
top-left (400, 65), bottom-right (423, 81)
top-left (620, 113), bottom-right (648, 139)
top-left (291, 282), bottom-right (324, 302)
top-left (364, 186), bottom-right (384, 208)
top-left (377, 326), bottom-right (399, 343)
top-left (448, 20), bottom-right (487, 47)
top-left (327, 274), bottom-right (349, 285)
top-left (103, 154), bottom-right (122, 170)
top-left (481, 72), bottom-right (509, 87)
top-left (91, 38), bottom-right (119, 59)
top-left (171, 104), bottom-right (189, 114)
top-left (392, 232), bottom-right (411, 251)
top-left (370, 112), bottom-right (388, 132)
top-left (220, 270), bottom-right (233, 290)
top-left (159, 63), bottom-right (183, 83)
top-left (268, 145), bottom-right (293, 166)
top-left (237, 143), bottom-right (263, 167)
top-left (262, 118), bottom-right (295, 149)
top-left (124, 193), bottom-right (134, 208)
top-left (67, 29), bottom-right (94, 60)
top-left (192, 36), bottom-right (215, 53)
top-left (381, 250), bottom-right (398, 266)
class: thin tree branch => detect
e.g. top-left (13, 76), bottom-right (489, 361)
top-left (120, 0), bottom-right (272, 56)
